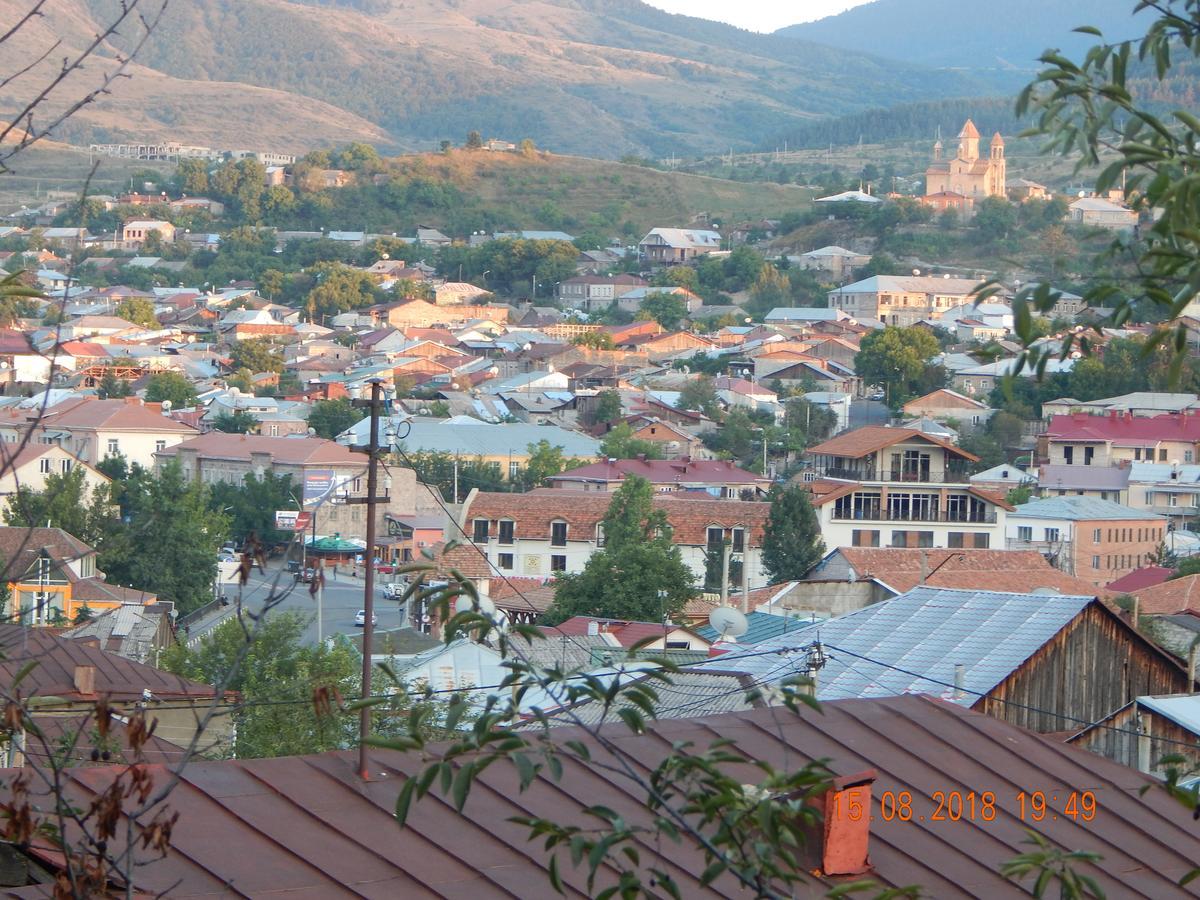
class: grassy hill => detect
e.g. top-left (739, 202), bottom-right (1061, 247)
top-left (2, 0), bottom-right (989, 159)
top-left (272, 149), bottom-right (815, 237)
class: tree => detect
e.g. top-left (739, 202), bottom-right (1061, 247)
top-left (520, 440), bottom-right (577, 490)
top-left (99, 461), bottom-right (229, 614)
top-left (208, 471), bottom-right (297, 545)
top-left (599, 422), bottom-right (662, 460)
top-left (678, 375), bottom-right (721, 419)
top-left (3, 467), bottom-right (114, 549)
top-left (160, 612), bottom-right (363, 758)
top-left (307, 398), bottom-right (365, 440)
top-left (760, 484), bottom-right (825, 582)
top-left (1005, 4), bottom-right (1200, 375)
top-left (97, 366), bottom-right (132, 400)
top-left (305, 263), bottom-right (379, 318)
top-left (854, 326), bottom-right (941, 408)
top-left (145, 371), bottom-right (198, 409)
top-left (229, 337), bottom-right (284, 374)
top-left (638, 292), bottom-right (688, 330)
top-left (174, 158), bottom-right (209, 194)
top-left (545, 476), bottom-right (694, 623)
top-left (570, 331), bottom-right (615, 350)
top-left (114, 297), bottom-right (158, 328)
top-left (465, 130), bottom-right (483, 150)
top-left (590, 389), bottom-right (623, 425)
top-left (212, 410), bottom-right (259, 434)
top-left (974, 197), bottom-right (1018, 244)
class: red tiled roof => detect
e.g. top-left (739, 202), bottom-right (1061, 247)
top-left (807, 425), bottom-right (978, 462)
top-left (39, 397), bottom-right (198, 433)
top-left (550, 458), bottom-right (766, 486)
top-left (548, 616), bottom-right (691, 648)
top-left (1044, 411), bottom-right (1200, 443)
top-left (1108, 566), bottom-right (1174, 593)
top-left (829, 548), bottom-right (1103, 596)
top-left (1131, 574), bottom-right (1200, 614)
top-left (463, 489), bottom-right (769, 545)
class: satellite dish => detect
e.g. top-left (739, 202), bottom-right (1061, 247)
top-left (454, 596), bottom-right (474, 615)
top-left (708, 606), bottom-right (748, 640)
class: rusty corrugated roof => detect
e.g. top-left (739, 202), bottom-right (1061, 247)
top-left (2, 696), bottom-right (1198, 897)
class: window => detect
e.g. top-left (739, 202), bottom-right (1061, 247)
top-left (1045, 527), bottom-right (1060, 543)
top-left (155, 440), bottom-right (166, 452)
top-left (60, 459), bottom-right (71, 473)
top-left (1064, 446), bottom-right (1074, 465)
top-left (706, 527), bottom-right (725, 548)
top-left (1093, 528), bottom-right (1102, 542)
top-left (731, 528), bottom-right (745, 553)
top-left (1092, 555), bottom-right (1101, 569)
top-left (1188, 451), bottom-right (1195, 463)
top-left (353, 478), bottom-right (362, 493)
top-left (974, 533), bottom-right (990, 549)
top-left (472, 519), bottom-right (489, 543)
top-left (270, 425), bottom-right (279, 436)
top-left (498, 553), bottom-right (514, 570)
top-left (1170, 494), bottom-right (1179, 507)
top-left (1017, 526), bottom-right (1032, 541)
top-left (498, 520), bottom-right (514, 545)
top-left (852, 529), bottom-right (879, 547)
top-left (550, 554), bottom-right (567, 572)
top-left (948, 532), bottom-right (964, 548)
top-left (1161, 448), bottom-right (1169, 462)
top-left (508, 461), bottom-right (521, 480)
top-left (38, 458), bottom-right (51, 474)
top-left (551, 521), bottom-right (568, 547)
top-left (1084, 446), bottom-right (1094, 466)
top-left (106, 439), bottom-right (119, 455)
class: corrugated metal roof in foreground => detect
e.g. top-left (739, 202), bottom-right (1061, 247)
top-left (2, 696), bottom-right (1198, 898)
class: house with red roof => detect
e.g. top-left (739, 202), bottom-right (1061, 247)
top-left (547, 457), bottom-right (771, 498)
top-left (1039, 410), bottom-right (1200, 467)
top-left (547, 616), bottom-right (711, 651)
top-left (459, 488), bottom-right (771, 587)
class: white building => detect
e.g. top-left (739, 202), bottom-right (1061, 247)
top-left (827, 275), bottom-right (988, 327)
top-left (804, 426), bottom-right (1010, 550)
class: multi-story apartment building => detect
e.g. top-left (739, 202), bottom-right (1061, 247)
top-left (803, 426), bottom-right (1010, 550)
top-left (457, 488), bottom-right (771, 587)
top-left (0, 397), bottom-right (198, 468)
top-left (1039, 411), bottom-right (1200, 467)
top-left (827, 275), bottom-right (986, 327)
top-left (556, 274), bottom-right (647, 312)
top-left (1004, 497), bottom-right (1166, 587)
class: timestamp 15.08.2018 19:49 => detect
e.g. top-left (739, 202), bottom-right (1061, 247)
top-left (832, 789), bottom-right (1098, 824)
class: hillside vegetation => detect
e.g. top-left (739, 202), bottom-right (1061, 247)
top-left (3, 0), bottom-right (986, 158)
top-left (260, 150), bottom-right (815, 238)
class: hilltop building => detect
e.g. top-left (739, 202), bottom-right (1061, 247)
top-left (923, 120), bottom-right (1007, 208)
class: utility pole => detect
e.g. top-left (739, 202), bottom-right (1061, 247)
top-left (349, 379), bottom-right (389, 780)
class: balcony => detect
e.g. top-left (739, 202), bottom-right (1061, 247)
top-left (813, 465), bottom-right (972, 485)
top-left (831, 509), bottom-right (998, 524)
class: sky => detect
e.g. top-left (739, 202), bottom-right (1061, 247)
top-left (643, 0), bottom-right (868, 33)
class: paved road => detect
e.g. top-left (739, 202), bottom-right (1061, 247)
top-left (190, 563), bottom-right (409, 647)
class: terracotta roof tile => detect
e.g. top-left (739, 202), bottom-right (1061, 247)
top-left (464, 489), bottom-right (769, 545)
top-left (157, 433), bottom-right (364, 466)
top-left (830, 548), bottom-right (1104, 596)
top-left (1131, 574), bottom-right (1200, 614)
top-left (807, 425), bottom-right (978, 462)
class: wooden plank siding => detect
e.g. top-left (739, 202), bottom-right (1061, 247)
top-left (1070, 703), bottom-right (1200, 774)
top-left (974, 602), bottom-right (1190, 733)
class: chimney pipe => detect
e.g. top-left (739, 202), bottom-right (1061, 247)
top-left (821, 770), bottom-right (877, 876)
top-left (953, 663), bottom-right (965, 700)
top-left (1132, 595), bottom-right (1140, 630)
top-left (73, 665), bottom-right (96, 695)
top-left (919, 550), bottom-right (928, 586)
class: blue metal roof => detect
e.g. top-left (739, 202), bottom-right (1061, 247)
top-left (704, 586), bottom-right (1095, 705)
top-left (1011, 496), bottom-right (1164, 521)
top-left (695, 611), bottom-right (805, 645)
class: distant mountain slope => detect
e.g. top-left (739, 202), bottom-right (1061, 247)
top-left (2, 0), bottom-right (992, 158)
top-left (776, 0), bottom-right (1148, 73)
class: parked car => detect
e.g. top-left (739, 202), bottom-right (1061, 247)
top-left (354, 610), bottom-right (377, 627)
top-left (382, 582), bottom-right (407, 600)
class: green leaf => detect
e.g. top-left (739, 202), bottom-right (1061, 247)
top-left (451, 762), bottom-right (474, 811)
top-left (394, 778), bottom-right (416, 826)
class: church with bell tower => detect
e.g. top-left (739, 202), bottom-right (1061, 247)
top-left (924, 119), bottom-right (1007, 202)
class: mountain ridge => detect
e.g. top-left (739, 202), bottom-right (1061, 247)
top-left (3, 0), bottom-right (991, 157)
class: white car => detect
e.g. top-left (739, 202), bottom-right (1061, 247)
top-left (354, 610), bottom-right (377, 627)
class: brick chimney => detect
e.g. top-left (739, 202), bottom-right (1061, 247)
top-left (821, 770), bottom-right (877, 876)
top-left (73, 665), bottom-right (96, 695)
